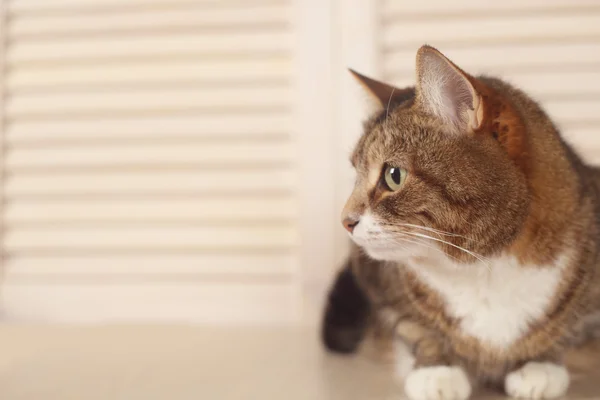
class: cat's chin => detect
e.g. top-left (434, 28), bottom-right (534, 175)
top-left (359, 242), bottom-right (436, 264)
top-left (351, 236), bottom-right (422, 262)
top-left (361, 246), bottom-right (408, 262)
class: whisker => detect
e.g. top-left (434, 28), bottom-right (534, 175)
top-left (398, 223), bottom-right (481, 244)
top-left (402, 224), bottom-right (461, 238)
top-left (403, 231), bottom-right (490, 267)
top-left (379, 220), bottom-right (485, 251)
top-left (363, 217), bottom-right (490, 269)
top-left (386, 87), bottom-right (396, 119)
top-left (372, 235), bottom-right (421, 260)
top-left (400, 223), bottom-right (460, 237)
top-left (395, 236), bottom-right (463, 264)
top-left (376, 234), bottom-right (463, 265)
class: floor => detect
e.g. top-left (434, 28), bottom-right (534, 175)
top-left (0, 325), bottom-right (598, 400)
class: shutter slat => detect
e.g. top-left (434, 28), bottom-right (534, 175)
top-left (5, 197), bottom-right (295, 224)
top-left (5, 253), bottom-right (295, 276)
top-left (7, 142), bottom-right (292, 169)
top-left (10, 5), bottom-right (289, 37)
top-left (7, 86), bottom-right (290, 118)
top-left (564, 128), bottom-right (600, 147)
top-left (6, 169), bottom-right (294, 197)
top-left (384, 43), bottom-right (600, 75)
top-left (9, 0), bottom-right (286, 14)
top-left (513, 71), bottom-right (600, 97)
top-left (8, 32), bottom-right (291, 65)
top-left (8, 58), bottom-right (289, 92)
top-left (384, 14), bottom-right (600, 48)
top-left (543, 100), bottom-right (599, 124)
top-left (383, 0), bottom-right (600, 15)
top-left (565, 128), bottom-right (600, 165)
top-left (7, 114), bottom-right (290, 142)
top-left (5, 226), bottom-right (296, 251)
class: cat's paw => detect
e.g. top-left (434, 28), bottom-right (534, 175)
top-left (505, 362), bottom-right (570, 399)
top-left (404, 366), bottom-right (471, 400)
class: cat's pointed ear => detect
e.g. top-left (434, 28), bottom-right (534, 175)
top-left (415, 45), bottom-right (484, 132)
top-left (349, 69), bottom-right (408, 107)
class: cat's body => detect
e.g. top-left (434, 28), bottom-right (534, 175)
top-left (322, 47), bottom-right (600, 400)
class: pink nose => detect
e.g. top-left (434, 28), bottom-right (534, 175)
top-left (342, 218), bottom-right (359, 233)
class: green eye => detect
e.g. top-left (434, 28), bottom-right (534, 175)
top-left (383, 165), bottom-right (406, 191)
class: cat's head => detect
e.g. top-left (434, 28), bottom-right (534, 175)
top-left (342, 45), bottom-right (572, 265)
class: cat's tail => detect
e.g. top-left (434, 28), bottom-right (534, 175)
top-left (321, 260), bottom-right (371, 354)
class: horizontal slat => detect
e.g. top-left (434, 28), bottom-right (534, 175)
top-left (6, 86), bottom-right (290, 118)
top-left (564, 127), bottom-right (600, 155)
top-left (9, 4), bottom-right (289, 37)
top-left (1, 282), bottom-right (298, 324)
top-left (383, 14), bottom-right (600, 48)
top-left (385, 71), bottom-right (600, 99)
top-left (5, 253), bottom-right (295, 275)
top-left (5, 169), bottom-right (294, 197)
top-left (563, 127), bottom-right (600, 147)
top-left (582, 154), bottom-right (600, 166)
top-left (6, 141), bottom-right (292, 170)
top-left (8, 32), bottom-right (291, 65)
top-left (383, 43), bottom-right (600, 75)
top-left (563, 127), bottom-right (600, 164)
top-left (383, 0), bottom-right (599, 16)
top-left (543, 100), bottom-right (600, 125)
top-left (5, 197), bottom-right (295, 224)
top-left (7, 58), bottom-right (289, 92)
top-left (559, 126), bottom-right (600, 165)
top-left (8, 0), bottom-right (286, 15)
top-left (4, 225), bottom-right (297, 251)
top-left (7, 114), bottom-right (290, 143)
top-left (509, 72), bottom-right (600, 99)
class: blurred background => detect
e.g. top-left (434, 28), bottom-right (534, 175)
top-left (0, 0), bottom-right (599, 326)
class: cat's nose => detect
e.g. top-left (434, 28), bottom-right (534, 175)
top-left (342, 217), bottom-right (359, 234)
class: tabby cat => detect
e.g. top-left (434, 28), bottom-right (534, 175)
top-left (322, 45), bottom-right (600, 400)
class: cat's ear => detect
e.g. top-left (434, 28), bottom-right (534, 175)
top-left (349, 69), bottom-right (408, 107)
top-left (415, 45), bottom-right (484, 132)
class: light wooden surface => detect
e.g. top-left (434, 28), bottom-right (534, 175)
top-left (0, 325), bottom-right (598, 399)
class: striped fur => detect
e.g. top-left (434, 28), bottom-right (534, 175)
top-left (322, 45), bottom-right (600, 399)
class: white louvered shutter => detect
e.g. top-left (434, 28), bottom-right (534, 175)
top-left (0, 0), bottom-right (336, 324)
top-left (380, 0), bottom-right (600, 164)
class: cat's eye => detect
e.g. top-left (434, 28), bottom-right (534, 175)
top-left (382, 165), bottom-right (407, 191)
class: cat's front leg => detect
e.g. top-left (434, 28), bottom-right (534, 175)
top-left (405, 366), bottom-right (472, 400)
top-left (504, 362), bottom-right (570, 399)
top-left (399, 333), bottom-right (472, 400)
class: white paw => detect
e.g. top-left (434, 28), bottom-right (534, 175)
top-left (505, 362), bottom-right (570, 399)
top-left (404, 366), bottom-right (472, 400)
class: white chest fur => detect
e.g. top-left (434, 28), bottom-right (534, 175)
top-left (406, 252), bottom-right (570, 349)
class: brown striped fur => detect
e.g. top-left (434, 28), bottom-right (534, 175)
top-left (323, 45), bottom-right (600, 396)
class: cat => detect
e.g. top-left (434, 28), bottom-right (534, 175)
top-left (321, 45), bottom-right (600, 400)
